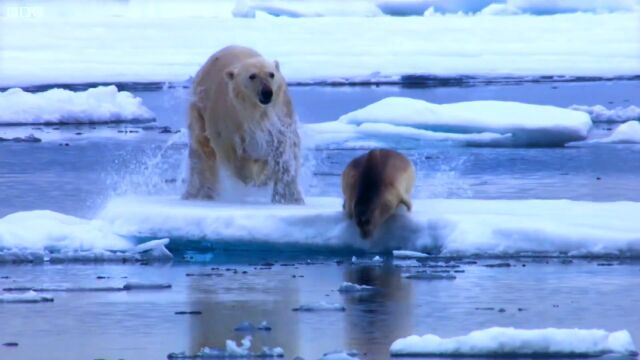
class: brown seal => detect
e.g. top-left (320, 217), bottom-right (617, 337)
top-left (342, 149), bottom-right (415, 239)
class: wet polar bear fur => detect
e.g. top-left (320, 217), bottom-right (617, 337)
top-left (342, 149), bottom-right (415, 239)
top-left (184, 45), bottom-right (304, 204)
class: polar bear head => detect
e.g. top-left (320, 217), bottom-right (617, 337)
top-left (225, 58), bottom-right (284, 107)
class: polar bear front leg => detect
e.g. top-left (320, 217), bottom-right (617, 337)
top-left (271, 131), bottom-right (304, 205)
top-left (183, 103), bottom-right (219, 199)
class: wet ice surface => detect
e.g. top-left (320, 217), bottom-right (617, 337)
top-left (0, 260), bottom-right (639, 359)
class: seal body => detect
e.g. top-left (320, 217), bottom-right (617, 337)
top-left (342, 149), bottom-right (415, 239)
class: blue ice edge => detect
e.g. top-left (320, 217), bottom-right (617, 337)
top-left (100, 196), bottom-right (640, 262)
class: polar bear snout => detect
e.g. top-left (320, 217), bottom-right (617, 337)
top-left (258, 86), bottom-right (273, 105)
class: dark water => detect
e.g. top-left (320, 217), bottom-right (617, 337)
top-left (0, 259), bottom-right (639, 360)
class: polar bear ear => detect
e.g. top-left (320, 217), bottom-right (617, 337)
top-left (274, 60), bottom-right (280, 72)
top-left (225, 68), bottom-right (236, 82)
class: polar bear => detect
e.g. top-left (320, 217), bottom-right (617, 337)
top-left (183, 45), bottom-right (304, 204)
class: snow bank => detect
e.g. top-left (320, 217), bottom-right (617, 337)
top-left (592, 121), bottom-right (640, 144)
top-left (389, 327), bottom-right (637, 357)
top-left (0, 291), bottom-right (54, 304)
top-left (1, 12), bottom-right (638, 87)
top-left (0, 86), bottom-right (154, 125)
top-left (0, 210), bottom-right (171, 263)
top-left (308, 98), bottom-right (592, 147)
top-left (99, 196), bottom-right (640, 257)
top-left (569, 105), bottom-right (640, 123)
top-left (481, 0), bottom-right (640, 16)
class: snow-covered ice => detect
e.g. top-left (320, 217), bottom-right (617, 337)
top-left (481, 0), bottom-right (640, 16)
top-left (570, 105), bottom-right (640, 123)
top-left (292, 302), bottom-right (346, 312)
top-left (98, 196), bottom-right (640, 257)
top-left (393, 250), bottom-right (429, 258)
top-left (592, 121), bottom-right (640, 144)
top-left (337, 282), bottom-right (377, 293)
top-left (0, 86), bottom-right (154, 125)
top-left (232, 0), bottom-right (382, 18)
top-left (0, 291), bottom-right (54, 304)
top-left (389, 327), bottom-right (638, 357)
top-left (309, 97), bottom-right (592, 147)
top-left (0, 210), bottom-right (171, 263)
top-left (1, 11), bottom-right (638, 87)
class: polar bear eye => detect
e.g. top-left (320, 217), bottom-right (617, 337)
top-left (249, 74), bottom-right (257, 80)
top-left (268, 72), bottom-right (275, 79)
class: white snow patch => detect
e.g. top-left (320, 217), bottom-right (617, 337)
top-left (592, 121), bottom-right (640, 144)
top-left (389, 327), bottom-right (638, 357)
top-left (0, 86), bottom-right (154, 125)
top-left (569, 105), bottom-right (640, 123)
top-left (338, 282), bottom-right (377, 293)
top-left (0, 291), bottom-right (54, 303)
top-left (393, 250), bottom-right (429, 258)
top-left (1, 13), bottom-right (638, 87)
top-left (292, 302), bottom-right (346, 312)
top-left (324, 97), bottom-right (592, 147)
top-left (0, 210), bottom-right (171, 263)
top-left (98, 196), bottom-right (640, 257)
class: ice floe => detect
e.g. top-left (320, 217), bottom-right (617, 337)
top-left (307, 97), bottom-right (592, 147)
top-left (0, 210), bottom-right (171, 263)
top-left (232, 0), bottom-right (382, 18)
top-left (168, 335), bottom-right (284, 359)
top-left (0, 291), bottom-right (54, 304)
top-left (318, 351), bottom-right (360, 360)
top-left (570, 105), bottom-right (640, 123)
top-left (337, 282), bottom-right (377, 293)
top-left (389, 327), bottom-right (638, 357)
top-left (99, 196), bottom-right (640, 257)
top-left (292, 302), bottom-right (346, 312)
top-left (0, 86), bottom-right (154, 125)
top-left (2, 281), bottom-right (171, 292)
top-left (591, 121), bottom-right (640, 144)
top-left (481, 0), bottom-right (640, 16)
top-left (392, 250), bottom-right (429, 258)
top-left (1, 11), bottom-right (638, 87)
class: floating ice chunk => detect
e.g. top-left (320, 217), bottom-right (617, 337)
top-left (0, 210), bottom-right (172, 263)
top-left (318, 350), bottom-right (360, 360)
top-left (393, 259), bottom-right (422, 268)
top-left (0, 291), bottom-right (53, 303)
top-left (335, 97), bottom-right (592, 147)
top-left (570, 105), bottom-right (640, 122)
top-left (351, 256), bottom-right (384, 266)
top-left (592, 121), bottom-right (640, 144)
top-left (122, 281), bottom-right (172, 290)
top-left (389, 327), bottom-right (638, 357)
top-left (0, 86), bottom-right (154, 125)
top-left (405, 272), bottom-right (456, 280)
top-left (258, 321), bottom-right (272, 331)
top-left (393, 250), bottom-right (429, 258)
top-left (292, 302), bottom-right (346, 312)
top-left (338, 282), bottom-right (377, 293)
top-left (169, 335), bottom-right (284, 359)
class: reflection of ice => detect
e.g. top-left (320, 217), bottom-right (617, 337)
top-left (292, 302), bottom-right (346, 312)
top-left (0, 290), bottom-right (53, 303)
